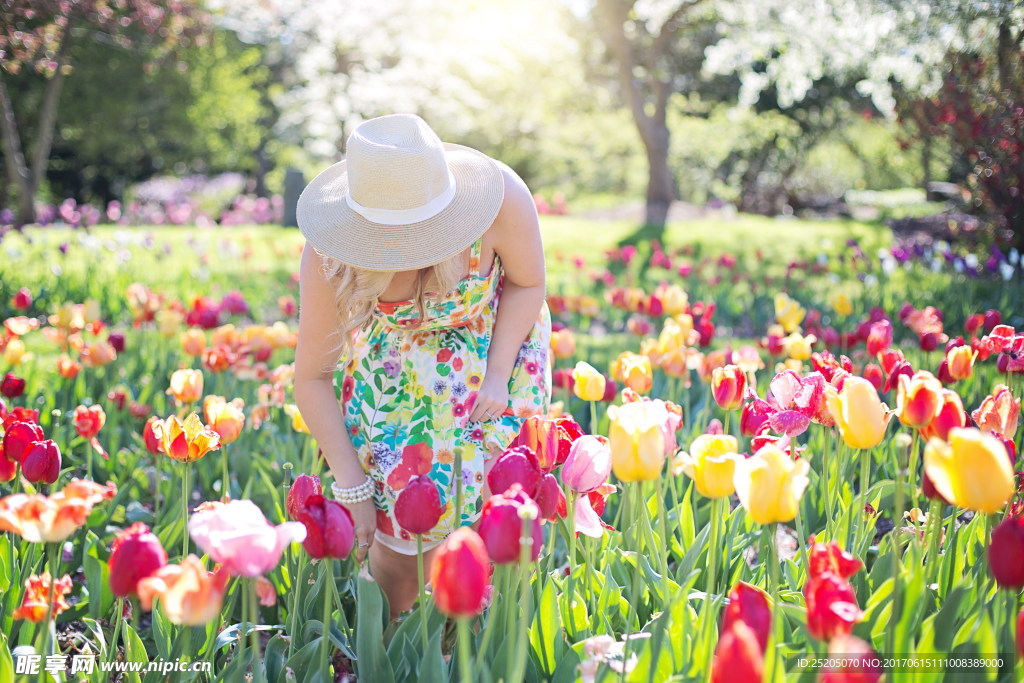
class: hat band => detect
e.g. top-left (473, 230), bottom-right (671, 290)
top-left (345, 172), bottom-right (457, 226)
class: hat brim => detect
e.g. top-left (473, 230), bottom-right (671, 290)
top-left (296, 143), bottom-right (505, 272)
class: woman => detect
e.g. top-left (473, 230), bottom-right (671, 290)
top-left (293, 114), bottom-right (551, 616)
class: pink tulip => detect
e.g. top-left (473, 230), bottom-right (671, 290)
top-left (286, 474), bottom-right (322, 519)
top-left (561, 435), bottom-right (612, 493)
top-left (188, 499), bottom-right (306, 577)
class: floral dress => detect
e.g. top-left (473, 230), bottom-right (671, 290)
top-left (334, 236), bottom-right (551, 551)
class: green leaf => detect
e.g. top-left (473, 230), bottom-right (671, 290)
top-left (0, 633), bottom-right (14, 683)
top-left (530, 579), bottom-right (563, 675)
top-left (417, 628), bottom-right (448, 683)
top-left (83, 553), bottom-right (113, 622)
top-left (933, 585), bottom-right (966, 651)
top-left (263, 633), bottom-right (288, 683)
top-left (356, 576), bottom-right (395, 683)
top-left (122, 622), bottom-right (149, 683)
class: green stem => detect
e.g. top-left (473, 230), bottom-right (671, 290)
top-left (706, 497), bottom-right (723, 598)
top-left (455, 447), bottom-right (464, 528)
top-left (457, 618), bottom-right (475, 683)
top-left (249, 578), bottom-right (264, 683)
top-left (589, 400), bottom-right (599, 434)
top-left (566, 490), bottom-right (579, 636)
top-left (318, 560), bottom-right (333, 678)
top-left (287, 552), bottom-right (307, 658)
top-left (221, 443), bottom-right (230, 499)
top-left (855, 451), bottom-right (871, 549)
top-left (182, 462), bottom-right (190, 558)
top-left (821, 432), bottom-right (833, 532)
top-left (794, 503), bottom-right (809, 585)
top-left (35, 543), bottom-right (59, 683)
top-left (106, 597), bottom-right (125, 666)
top-left (925, 498), bottom-right (943, 585)
top-left (655, 475), bottom-right (671, 607)
top-left (417, 535), bottom-right (428, 653)
top-left (764, 523), bottom-right (780, 683)
top-left (942, 507), bottom-right (959, 598)
top-left (889, 453), bottom-right (906, 657)
top-left (908, 430), bottom-right (920, 513)
top-left (508, 515), bottom-right (534, 683)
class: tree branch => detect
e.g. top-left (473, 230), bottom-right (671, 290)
top-left (30, 18), bottom-right (73, 192)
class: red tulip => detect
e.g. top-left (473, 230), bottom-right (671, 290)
top-left (11, 288), bottom-right (32, 310)
top-left (740, 401), bottom-right (770, 437)
top-left (21, 439), bottom-right (61, 484)
top-left (533, 473), bottom-right (563, 521)
top-left (477, 485), bottom-right (542, 564)
top-left (142, 416), bottom-right (163, 454)
top-left (883, 360), bottom-right (913, 394)
top-left (804, 572), bottom-right (862, 641)
top-left (109, 523), bottom-right (168, 597)
top-left (808, 538), bottom-right (863, 581)
top-left (0, 445), bottom-right (15, 483)
top-left (108, 333), bottom-right (126, 353)
top-left (431, 527), bottom-right (490, 618)
top-left (1, 406), bottom-right (39, 429)
top-left (720, 582), bottom-right (772, 652)
top-left (919, 389), bottom-right (967, 441)
top-left (600, 376), bottom-right (618, 402)
top-left (711, 621), bottom-right (763, 683)
top-left (395, 475), bottom-right (443, 535)
top-left (711, 365), bottom-right (746, 411)
top-left (818, 635), bottom-right (883, 682)
top-left (486, 445), bottom-right (541, 498)
top-left (295, 494), bottom-right (355, 559)
top-left (921, 468), bottom-right (950, 504)
top-left (1, 373), bottom-right (25, 398)
top-left (861, 363), bottom-right (884, 392)
top-left (984, 309), bottom-right (1002, 332)
top-left (878, 348), bottom-right (905, 376)
top-left (988, 515), bottom-right (1024, 588)
top-left (510, 416), bottom-right (585, 471)
top-left (286, 474), bottom-right (322, 519)
top-left (3, 421), bottom-right (44, 463)
top-left (866, 320), bottom-right (892, 356)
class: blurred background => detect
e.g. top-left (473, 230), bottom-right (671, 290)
top-left (0, 0), bottom-right (1021, 245)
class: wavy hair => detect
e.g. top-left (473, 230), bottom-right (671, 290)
top-left (314, 248), bottom-right (465, 368)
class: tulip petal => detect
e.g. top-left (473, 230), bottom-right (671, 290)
top-left (574, 494), bottom-right (604, 538)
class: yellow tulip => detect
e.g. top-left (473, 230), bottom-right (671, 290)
top-left (154, 413), bottom-right (221, 463)
top-left (783, 332), bottom-right (814, 361)
top-left (284, 404), bottom-right (310, 434)
top-left (923, 428), bottom-right (1014, 514)
top-left (830, 292), bottom-right (854, 317)
top-left (550, 329), bottom-right (577, 359)
top-left (203, 396), bottom-right (246, 444)
top-left (824, 377), bottom-right (892, 449)
top-left (572, 361), bottom-right (606, 401)
top-left (607, 400), bottom-right (668, 482)
top-left (675, 434), bottom-right (743, 498)
top-left (656, 317), bottom-right (689, 354)
top-left (3, 338), bottom-right (27, 365)
top-left (167, 369), bottom-right (204, 404)
top-left (611, 352), bottom-right (653, 394)
top-left (734, 445), bottom-right (810, 524)
top-left (774, 293), bottom-right (806, 333)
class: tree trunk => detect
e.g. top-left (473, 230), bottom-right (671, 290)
top-left (642, 122), bottom-right (674, 228)
top-left (921, 133), bottom-right (932, 190)
top-left (996, 21), bottom-right (1012, 92)
top-left (31, 44), bottom-right (70, 194)
top-left (0, 74), bottom-right (35, 225)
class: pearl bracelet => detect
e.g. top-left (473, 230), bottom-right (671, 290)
top-left (331, 478), bottom-right (374, 504)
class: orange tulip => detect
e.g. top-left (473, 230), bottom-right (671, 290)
top-left (56, 354), bottom-right (82, 379)
top-left (945, 345), bottom-right (977, 381)
top-left (711, 365), bottom-right (746, 411)
top-left (12, 572), bottom-right (73, 622)
top-left (550, 329), bottom-right (576, 359)
top-left (79, 341), bottom-right (117, 367)
top-left (919, 389), bottom-right (967, 441)
top-left (153, 413), bottom-right (221, 463)
top-left (0, 479), bottom-right (118, 542)
top-left (972, 385), bottom-right (1020, 440)
top-left (180, 329), bottom-right (207, 357)
top-left (896, 371), bottom-right (943, 429)
top-left (203, 396), bottom-right (246, 444)
top-left (137, 555), bottom-right (230, 626)
top-left (73, 405), bottom-right (106, 440)
top-left (166, 368), bottom-right (204, 404)
top-left (611, 351), bottom-right (653, 394)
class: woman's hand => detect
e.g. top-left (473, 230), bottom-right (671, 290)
top-left (469, 372), bottom-right (511, 422)
top-left (346, 498), bottom-right (377, 563)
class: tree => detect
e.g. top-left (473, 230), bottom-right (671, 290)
top-left (0, 0), bottom-right (206, 224)
top-left (587, 0), bottom-right (711, 230)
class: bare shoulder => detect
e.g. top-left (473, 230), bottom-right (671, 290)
top-left (490, 161), bottom-right (539, 240)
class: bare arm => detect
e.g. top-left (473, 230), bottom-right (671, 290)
top-left (294, 243), bottom-right (376, 555)
top-left (468, 166), bottom-right (547, 422)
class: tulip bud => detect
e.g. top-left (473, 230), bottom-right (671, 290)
top-left (988, 515), bottom-right (1024, 589)
top-left (825, 377), bottom-right (892, 450)
top-left (286, 474), bottom-right (322, 519)
top-left (572, 362), bottom-right (607, 402)
top-left (109, 523), bottom-right (168, 597)
top-left (819, 635), bottom-right (883, 683)
top-left (166, 368), bottom-right (204, 404)
top-left (73, 405), bottom-right (106, 440)
top-left (477, 485), bottom-right (543, 564)
top-left (550, 329), bottom-right (576, 359)
top-left (0, 373), bottom-right (26, 398)
top-left (142, 416), bottom-right (163, 454)
top-left (533, 473), bottom-right (563, 521)
top-left (107, 333), bottom-right (126, 353)
top-left (12, 288), bottom-right (32, 310)
top-left (866, 320), bottom-right (892, 356)
top-left (924, 428), bottom-right (1015, 514)
top-left (945, 345), bottom-right (976, 381)
top-left (395, 475), bottom-right (443, 536)
top-left (804, 572), bottom-right (862, 641)
top-left (862, 364), bottom-right (884, 392)
top-left (896, 371), bottom-right (943, 429)
top-left (22, 440), bottom-right (61, 484)
top-left (431, 527), bottom-right (490, 618)
top-left (561, 435), bottom-right (612, 493)
top-left (711, 365), bottom-right (746, 411)
top-left (919, 389), bottom-right (966, 441)
top-left (487, 445), bottom-right (541, 498)
top-left (3, 421), bottom-right (45, 463)
top-left (676, 433), bottom-right (742, 499)
top-left (296, 494), bottom-right (355, 559)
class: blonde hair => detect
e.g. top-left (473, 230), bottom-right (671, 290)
top-left (316, 247), bottom-right (466, 367)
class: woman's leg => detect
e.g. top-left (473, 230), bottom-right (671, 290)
top-left (369, 540), bottom-right (442, 619)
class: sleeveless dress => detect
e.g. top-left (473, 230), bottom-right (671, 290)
top-left (333, 236), bottom-right (552, 553)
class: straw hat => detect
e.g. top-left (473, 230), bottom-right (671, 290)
top-left (297, 114), bottom-right (505, 271)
